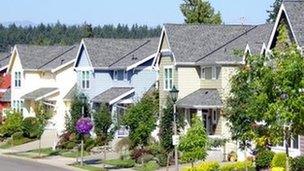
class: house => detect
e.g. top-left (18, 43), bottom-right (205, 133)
top-left (7, 44), bottom-right (78, 133)
top-left (0, 52), bottom-right (12, 123)
top-left (74, 38), bottom-right (159, 138)
top-left (267, 0), bottom-right (304, 157)
top-left (155, 23), bottom-right (273, 159)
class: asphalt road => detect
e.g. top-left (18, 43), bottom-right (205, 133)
top-left (0, 156), bottom-right (71, 171)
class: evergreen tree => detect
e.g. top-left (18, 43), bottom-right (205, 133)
top-left (93, 104), bottom-right (112, 143)
top-left (267, 0), bottom-right (283, 23)
top-left (180, 0), bottom-right (222, 24)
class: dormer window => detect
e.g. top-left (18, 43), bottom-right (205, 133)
top-left (81, 71), bottom-right (90, 89)
top-left (14, 71), bottom-right (21, 87)
top-left (113, 70), bottom-right (125, 81)
top-left (201, 66), bottom-right (221, 80)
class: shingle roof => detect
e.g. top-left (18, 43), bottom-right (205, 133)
top-left (283, 0), bottom-right (304, 47)
top-left (91, 87), bottom-right (134, 104)
top-left (16, 44), bottom-right (78, 70)
top-left (83, 38), bottom-right (159, 69)
top-left (0, 89), bottom-right (11, 102)
top-left (21, 88), bottom-right (58, 100)
top-left (0, 52), bottom-right (10, 70)
top-left (63, 84), bottom-right (77, 100)
top-left (176, 89), bottom-right (223, 108)
top-left (164, 23), bottom-right (273, 64)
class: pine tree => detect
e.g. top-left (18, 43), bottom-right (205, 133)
top-left (267, 0), bottom-right (283, 23)
top-left (180, 0), bottom-right (222, 24)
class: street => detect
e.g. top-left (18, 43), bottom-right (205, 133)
top-left (0, 156), bottom-right (72, 171)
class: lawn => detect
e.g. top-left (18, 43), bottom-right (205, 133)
top-left (0, 137), bottom-right (34, 149)
top-left (71, 164), bottom-right (104, 171)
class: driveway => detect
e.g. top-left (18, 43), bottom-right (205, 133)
top-left (0, 155), bottom-right (72, 171)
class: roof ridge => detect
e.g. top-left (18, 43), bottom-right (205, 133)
top-left (195, 25), bottom-right (259, 63)
top-left (37, 45), bottom-right (76, 69)
top-left (108, 40), bottom-right (151, 67)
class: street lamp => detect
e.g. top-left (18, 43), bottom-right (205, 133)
top-left (170, 85), bottom-right (179, 171)
top-left (280, 93), bottom-right (290, 171)
top-left (78, 93), bottom-right (87, 166)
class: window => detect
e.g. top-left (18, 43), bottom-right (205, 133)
top-left (201, 66), bottom-right (221, 80)
top-left (164, 67), bottom-right (173, 90)
top-left (277, 135), bottom-right (299, 149)
top-left (13, 100), bottom-right (23, 113)
top-left (212, 109), bottom-right (218, 124)
top-left (113, 70), bottom-right (125, 81)
top-left (81, 71), bottom-right (90, 89)
top-left (123, 71), bottom-right (128, 81)
top-left (14, 71), bottom-right (21, 87)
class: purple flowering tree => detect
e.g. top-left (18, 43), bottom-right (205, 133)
top-left (76, 117), bottom-right (93, 135)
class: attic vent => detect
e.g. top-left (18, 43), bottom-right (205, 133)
top-left (61, 59), bottom-right (65, 64)
top-left (205, 91), bottom-right (209, 94)
top-left (131, 55), bottom-right (138, 60)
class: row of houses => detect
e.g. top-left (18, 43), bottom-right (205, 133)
top-left (0, 0), bottom-right (303, 158)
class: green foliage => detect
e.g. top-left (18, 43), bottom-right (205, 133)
top-left (122, 93), bottom-right (158, 148)
top-left (11, 132), bottom-right (23, 140)
top-left (93, 104), bottom-right (112, 144)
top-left (180, 0), bottom-right (222, 24)
top-left (0, 22), bottom-right (161, 52)
top-left (291, 155), bottom-right (304, 171)
top-left (22, 117), bottom-right (43, 138)
top-left (183, 161), bottom-right (220, 171)
top-left (271, 153), bottom-right (287, 168)
top-left (219, 161), bottom-right (254, 171)
top-left (209, 138), bottom-right (227, 148)
top-left (104, 159), bottom-right (135, 168)
top-left (255, 150), bottom-right (275, 168)
top-left (271, 167), bottom-right (284, 171)
top-left (179, 117), bottom-right (208, 165)
top-left (0, 111), bottom-right (23, 137)
top-left (66, 93), bottom-right (90, 134)
top-left (135, 161), bottom-right (159, 171)
top-left (267, 0), bottom-right (283, 23)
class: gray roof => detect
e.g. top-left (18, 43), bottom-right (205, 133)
top-left (176, 89), bottom-right (223, 108)
top-left (91, 87), bottom-right (134, 104)
top-left (16, 44), bottom-right (78, 70)
top-left (82, 38), bottom-right (159, 69)
top-left (21, 88), bottom-right (58, 100)
top-left (164, 23), bottom-right (273, 64)
top-left (63, 84), bottom-right (77, 100)
top-left (0, 52), bottom-right (10, 70)
top-left (0, 89), bottom-right (11, 102)
top-left (283, 0), bottom-right (304, 47)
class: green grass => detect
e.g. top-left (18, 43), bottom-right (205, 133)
top-left (0, 137), bottom-right (34, 149)
top-left (72, 164), bottom-right (104, 171)
top-left (135, 161), bottom-right (159, 171)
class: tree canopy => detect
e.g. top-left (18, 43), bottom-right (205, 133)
top-left (0, 22), bottom-right (161, 52)
top-left (180, 0), bottom-right (222, 24)
top-left (267, 0), bottom-right (283, 23)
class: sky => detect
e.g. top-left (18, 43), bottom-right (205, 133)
top-left (0, 0), bottom-right (274, 27)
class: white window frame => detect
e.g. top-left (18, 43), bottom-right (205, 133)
top-left (276, 135), bottom-right (300, 150)
top-left (113, 70), bottom-right (118, 81)
top-left (14, 71), bottom-right (22, 88)
top-left (212, 109), bottom-right (218, 124)
top-left (163, 66), bottom-right (173, 91)
top-left (123, 70), bottom-right (128, 81)
top-left (201, 66), bottom-right (221, 80)
top-left (13, 100), bottom-right (23, 113)
top-left (81, 70), bottom-right (90, 89)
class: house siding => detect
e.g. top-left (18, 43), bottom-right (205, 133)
top-left (177, 66), bottom-right (200, 99)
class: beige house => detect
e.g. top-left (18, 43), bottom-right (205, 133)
top-left (155, 23), bottom-right (273, 157)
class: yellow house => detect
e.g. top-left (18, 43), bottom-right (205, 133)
top-left (155, 23), bottom-right (273, 158)
top-left (7, 44), bottom-right (78, 134)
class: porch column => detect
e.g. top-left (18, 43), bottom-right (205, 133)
top-left (196, 109), bottom-right (203, 120)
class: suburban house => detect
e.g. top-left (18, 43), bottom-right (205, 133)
top-left (0, 52), bottom-right (11, 122)
top-left (7, 44), bottom-right (78, 133)
top-left (155, 23), bottom-right (273, 159)
top-left (74, 38), bottom-right (159, 138)
top-left (266, 0), bottom-right (304, 156)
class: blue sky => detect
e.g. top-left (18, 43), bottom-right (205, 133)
top-left (0, 0), bottom-right (274, 26)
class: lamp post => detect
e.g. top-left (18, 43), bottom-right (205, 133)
top-left (280, 93), bottom-right (290, 171)
top-left (79, 93), bottom-right (87, 166)
top-left (170, 86), bottom-right (179, 171)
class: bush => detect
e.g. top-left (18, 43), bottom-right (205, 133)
top-left (22, 117), bottom-right (42, 138)
top-left (138, 154), bottom-right (154, 163)
top-left (271, 167), bottom-right (284, 171)
top-left (291, 155), bottom-right (304, 171)
top-left (219, 161), bottom-right (254, 171)
top-left (271, 153), bottom-right (287, 168)
top-left (84, 138), bottom-right (96, 151)
top-left (131, 148), bottom-right (151, 161)
top-left (104, 159), bottom-right (135, 168)
top-left (65, 142), bottom-right (77, 149)
top-left (0, 111), bottom-right (23, 137)
top-left (11, 132), bottom-right (23, 140)
top-left (255, 150), bottom-right (275, 168)
top-left (155, 153), bottom-right (167, 167)
top-left (136, 161), bottom-right (159, 171)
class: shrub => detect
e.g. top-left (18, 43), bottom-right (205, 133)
top-left (219, 161), bottom-right (254, 171)
top-left (271, 153), bottom-right (287, 168)
top-left (155, 153), bottom-right (167, 167)
top-left (136, 161), bottom-right (159, 171)
top-left (65, 142), bottom-right (77, 149)
top-left (0, 111), bottom-right (23, 137)
top-left (84, 138), bottom-right (96, 151)
top-left (22, 117), bottom-right (42, 138)
top-left (291, 155), bottom-right (304, 171)
top-left (138, 154), bottom-right (154, 163)
top-left (104, 159), bottom-right (135, 168)
top-left (131, 148), bottom-right (151, 161)
top-left (271, 167), bottom-right (284, 171)
top-left (255, 150), bottom-right (275, 168)
top-left (11, 132), bottom-right (23, 140)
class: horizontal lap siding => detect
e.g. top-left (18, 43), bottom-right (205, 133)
top-left (300, 136), bottom-right (304, 155)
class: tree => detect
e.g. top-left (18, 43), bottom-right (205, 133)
top-left (267, 0), bottom-right (283, 23)
top-left (180, 0), bottom-right (222, 24)
top-left (81, 22), bottom-right (94, 38)
top-left (179, 117), bottom-right (208, 167)
top-left (93, 104), bottom-right (112, 144)
top-left (122, 92), bottom-right (158, 148)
